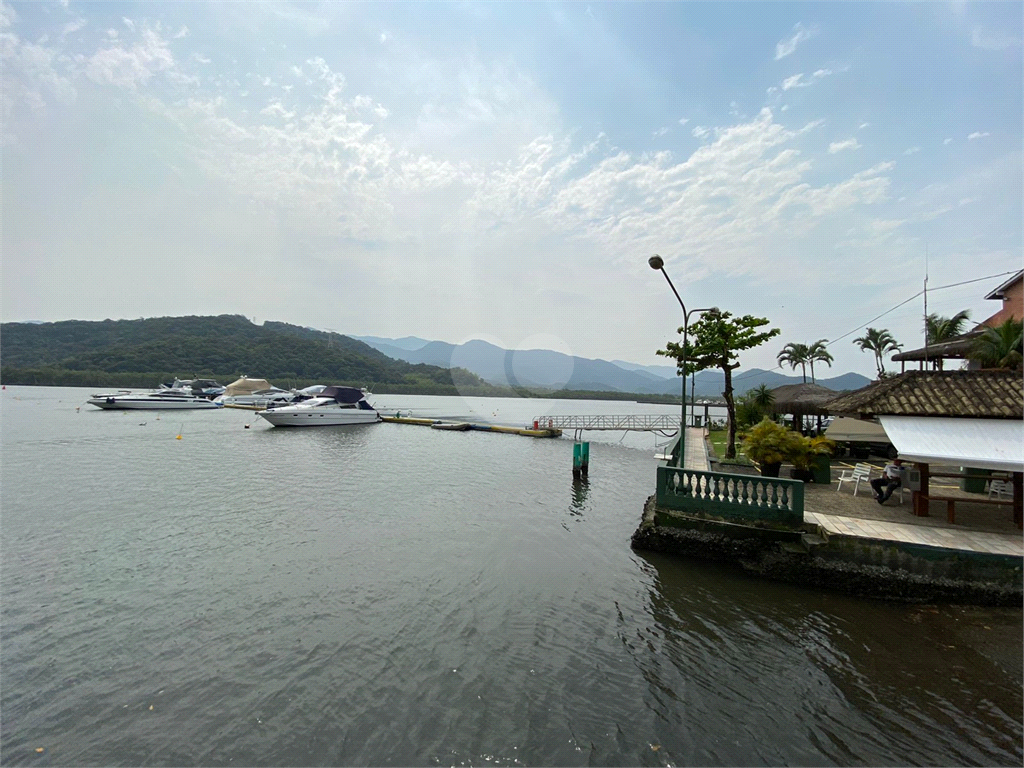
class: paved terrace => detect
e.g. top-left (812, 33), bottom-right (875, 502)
top-left (686, 429), bottom-right (1022, 559)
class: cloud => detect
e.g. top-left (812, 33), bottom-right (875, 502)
top-left (122, 18), bottom-right (135, 30)
top-left (903, 146), bottom-right (920, 155)
top-left (678, 117), bottom-right (689, 126)
top-left (260, 100), bottom-right (295, 120)
top-left (943, 137), bottom-right (952, 145)
top-left (0, 30), bottom-right (77, 140)
top-left (60, 18), bottom-right (86, 41)
top-left (775, 22), bottom-right (815, 60)
top-left (691, 126), bottom-right (710, 139)
top-left (652, 126), bottom-right (669, 137)
top-left (173, 26), bottom-right (189, 39)
top-left (0, 2), bottom-right (17, 29)
top-left (967, 131), bottom-right (990, 140)
top-left (779, 68), bottom-right (832, 91)
top-left (828, 138), bottom-right (860, 153)
top-left (859, 122), bottom-right (869, 129)
top-left (971, 27), bottom-right (1021, 51)
top-left (781, 74), bottom-right (804, 91)
top-left (84, 27), bottom-right (176, 89)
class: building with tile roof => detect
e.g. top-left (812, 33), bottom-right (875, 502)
top-left (893, 270), bottom-right (1022, 370)
top-left (825, 369), bottom-right (1022, 528)
top-left (824, 370), bottom-right (1023, 420)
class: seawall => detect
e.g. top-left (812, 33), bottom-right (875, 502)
top-left (631, 496), bottom-right (1024, 607)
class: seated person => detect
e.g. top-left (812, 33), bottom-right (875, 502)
top-left (870, 458), bottom-right (904, 504)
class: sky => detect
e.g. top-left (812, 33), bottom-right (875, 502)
top-left (2, 1), bottom-right (1021, 380)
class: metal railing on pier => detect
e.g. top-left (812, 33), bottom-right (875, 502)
top-left (531, 414), bottom-right (681, 432)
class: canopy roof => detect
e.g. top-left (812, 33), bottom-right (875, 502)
top-left (891, 331), bottom-right (980, 363)
top-left (879, 415), bottom-right (1024, 472)
top-left (824, 417), bottom-right (889, 443)
top-left (223, 377), bottom-right (274, 396)
top-left (320, 386), bottom-right (366, 404)
top-left (769, 383), bottom-right (837, 416)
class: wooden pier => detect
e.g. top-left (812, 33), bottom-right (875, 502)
top-left (381, 416), bottom-right (561, 438)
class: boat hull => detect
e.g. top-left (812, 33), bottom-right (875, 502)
top-left (88, 396), bottom-right (223, 410)
top-left (257, 410), bottom-right (381, 427)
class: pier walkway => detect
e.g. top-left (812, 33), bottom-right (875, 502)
top-left (536, 414), bottom-right (681, 431)
top-left (683, 427), bottom-right (710, 472)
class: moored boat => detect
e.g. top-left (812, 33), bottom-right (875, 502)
top-left (214, 377), bottom-right (296, 410)
top-left (88, 389), bottom-right (223, 410)
top-left (256, 386), bottom-right (380, 427)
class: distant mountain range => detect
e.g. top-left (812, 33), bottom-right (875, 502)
top-left (350, 335), bottom-right (872, 398)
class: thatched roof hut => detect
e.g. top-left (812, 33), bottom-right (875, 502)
top-left (770, 383), bottom-right (837, 431)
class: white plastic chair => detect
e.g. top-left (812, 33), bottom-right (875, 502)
top-left (836, 463), bottom-right (873, 497)
top-left (988, 479), bottom-right (1012, 500)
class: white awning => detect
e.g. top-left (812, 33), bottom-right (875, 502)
top-left (825, 417), bottom-right (890, 443)
top-left (878, 416), bottom-right (1024, 473)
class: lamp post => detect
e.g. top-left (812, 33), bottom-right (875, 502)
top-left (649, 254), bottom-right (717, 468)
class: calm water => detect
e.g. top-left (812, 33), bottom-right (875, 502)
top-left (1, 386), bottom-right (1021, 766)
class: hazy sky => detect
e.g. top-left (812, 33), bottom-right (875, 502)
top-left (2, 1), bottom-right (1021, 378)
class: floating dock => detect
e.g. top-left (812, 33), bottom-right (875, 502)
top-left (382, 416), bottom-right (561, 438)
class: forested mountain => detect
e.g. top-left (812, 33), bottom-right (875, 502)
top-left (0, 315), bottom-right (492, 392)
top-left (353, 335), bottom-right (873, 397)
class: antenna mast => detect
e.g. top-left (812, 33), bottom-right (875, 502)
top-left (922, 244), bottom-right (929, 369)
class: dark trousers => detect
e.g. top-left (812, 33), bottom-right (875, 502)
top-left (871, 476), bottom-right (900, 501)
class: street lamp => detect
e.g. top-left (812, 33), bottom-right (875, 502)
top-left (649, 254), bottom-right (718, 468)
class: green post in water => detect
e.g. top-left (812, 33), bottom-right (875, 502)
top-left (580, 442), bottom-right (589, 475)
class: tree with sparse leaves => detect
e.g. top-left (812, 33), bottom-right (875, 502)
top-left (659, 311), bottom-right (780, 459)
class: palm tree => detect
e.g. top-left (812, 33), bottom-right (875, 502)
top-left (969, 318), bottom-right (1023, 370)
top-left (853, 328), bottom-right (902, 378)
top-left (806, 339), bottom-right (834, 383)
top-left (925, 310), bottom-right (971, 344)
top-left (925, 310), bottom-right (971, 370)
top-left (777, 342), bottom-right (810, 383)
top-left (736, 383), bottom-right (777, 428)
top-left (751, 383), bottom-right (775, 412)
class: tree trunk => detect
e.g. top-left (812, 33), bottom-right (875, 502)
top-left (723, 365), bottom-right (738, 459)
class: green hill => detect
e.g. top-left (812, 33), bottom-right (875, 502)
top-left (0, 315), bottom-right (496, 394)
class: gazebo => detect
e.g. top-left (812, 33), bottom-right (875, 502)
top-left (770, 382), bottom-right (837, 433)
top-left (824, 370), bottom-right (1023, 528)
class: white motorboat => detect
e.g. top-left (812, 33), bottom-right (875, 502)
top-left (257, 386), bottom-right (381, 427)
top-left (214, 377), bottom-right (296, 410)
top-left (164, 378), bottom-right (226, 399)
top-left (88, 389), bottom-right (224, 410)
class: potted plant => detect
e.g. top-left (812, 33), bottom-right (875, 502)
top-left (787, 435), bottom-right (838, 482)
top-left (741, 419), bottom-right (802, 477)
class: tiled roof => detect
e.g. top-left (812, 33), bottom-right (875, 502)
top-left (823, 370), bottom-right (1023, 419)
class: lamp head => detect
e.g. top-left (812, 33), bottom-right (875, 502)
top-left (648, 255), bottom-right (665, 270)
